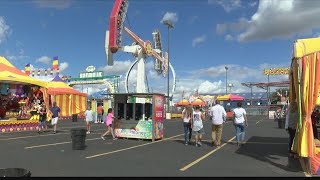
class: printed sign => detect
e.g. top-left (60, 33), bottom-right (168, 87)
top-left (114, 120), bottom-right (153, 139)
top-left (154, 95), bottom-right (164, 139)
top-left (264, 68), bottom-right (289, 75)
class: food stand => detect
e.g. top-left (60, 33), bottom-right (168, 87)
top-left (112, 93), bottom-right (164, 141)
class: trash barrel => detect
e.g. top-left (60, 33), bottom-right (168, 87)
top-left (278, 118), bottom-right (286, 129)
top-left (72, 114), bottom-right (78, 122)
top-left (0, 168), bottom-right (31, 177)
top-left (70, 128), bottom-right (86, 150)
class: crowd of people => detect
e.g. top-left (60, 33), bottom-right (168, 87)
top-left (181, 99), bottom-right (248, 147)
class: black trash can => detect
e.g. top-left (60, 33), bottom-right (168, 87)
top-left (0, 168), bottom-right (31, 177)
top-left (72, 114), bottom-right (78, 122)
top-left (71, 128), bottom-right (86, 150)
top-left (278, 118), bottom-right (286, 129)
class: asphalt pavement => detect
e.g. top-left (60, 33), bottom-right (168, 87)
top-left (0, 115), bottom-right (305, 177)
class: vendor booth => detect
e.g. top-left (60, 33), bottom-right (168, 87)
top-left (0, 56), bottom-right (48, 133)
top-left (46, 74), bottom-right (87, 119)
top-left (290, 37), bottom-right (320, 175)
top-left (112, 93), bottom-right (165, 141)
top-left (217, 94), bottom-right (244, 120)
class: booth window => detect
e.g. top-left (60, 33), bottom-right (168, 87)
top-left (126, 103), bottom-right (133, 120)
top-left (135, 103), bottom-right (142, 120)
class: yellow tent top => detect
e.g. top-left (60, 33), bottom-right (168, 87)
top-left (293, 37), bottom-right (320, 58)
top-left (0, 56), bottom-right (47, 87)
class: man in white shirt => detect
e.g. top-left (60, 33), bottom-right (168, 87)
top-left (209, 99), bottom-right (226, 146)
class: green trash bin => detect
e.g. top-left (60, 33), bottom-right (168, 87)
top-left (0, 168), bottom-right (31, 177)
top-left (71, 128), bottom-right (87, 150)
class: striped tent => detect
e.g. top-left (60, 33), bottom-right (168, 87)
top-left (290, 37), bottom-right (320, 175)
top-left (0, 56), bottom-right (47, 87)
top-left (46, 74), bottom-right (87, 117)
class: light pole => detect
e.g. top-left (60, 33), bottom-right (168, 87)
top-left (163, 20), bottom-right (174, 113)
top-left (228, 83), bottom-right (234, 94)
top-left (225, 66), bottom-right (228, 95)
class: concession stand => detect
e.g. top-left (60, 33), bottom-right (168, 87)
top-left (112, 93), bottom-right (165, 141)
top-left (0, 56), bottom-right (48, 133)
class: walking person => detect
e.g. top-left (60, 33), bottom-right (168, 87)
top-left (285, 101), bottom-right (299, 158)
top-left (192, 106), bottom-right (205, 147)
top-left (38, 103), bottom-right (47, 134)
top-left (182, 105), bottom-right (193, 145)
top-left (97, 104), bottom-right (103, 123)
top-left (84, 106), bottom-right (93, 134)
top-left (209, 99), bottom-right (226, 147)
top-left (101, 108), bottom-right (117, 140)
top-left (233, 102), bottom-right (248, 146)
top-left (50, 102), bottom-right (60, 134)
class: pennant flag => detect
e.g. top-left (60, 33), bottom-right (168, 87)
top-left (56, 68), bottom-right (60, 74)
top-left (37, 70), bottom-right (41, 76)
top-left (44, 69), bottom-right (48, 76)
top-left (32, 70), bottom-right (35, 77)
top-left (52, 56), bottom-right (59, 70)
top-left (24, 64), bottom-right (30, 75)
top-left (50, 68), bottom-right (53, 75)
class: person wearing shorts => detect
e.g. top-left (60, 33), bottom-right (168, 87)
top-left (101, 108), bottom-right (117, 140)
top-left (38, 103), bottom-right (47, 133)
top-left (84, 106), bottom-right (93, 134)
top-left (50, 102), bottom-right (60, 134)
top-left (192, 106), bottom-right (205, 147)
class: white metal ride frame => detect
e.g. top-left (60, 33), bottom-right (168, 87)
top-left (105, 26), bottom-right (176, 95)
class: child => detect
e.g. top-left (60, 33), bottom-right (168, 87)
top-left (38, 103), bottom-right (47, 133)
top-left (192, 106), bottom-right (205, 147)
top-left (101, 108), bottom-right (117, 140)
top-left (84, 106), bottom-right (93, 134)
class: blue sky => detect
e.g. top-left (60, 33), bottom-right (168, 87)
top-left (0, 0), bottom-right (320, 102)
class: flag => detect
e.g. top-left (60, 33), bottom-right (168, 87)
top-left (24, 64), bottom-right (30, 75)
top-left (52, 56), bottom-right (59, 70)
top-left (44, 69), bottom-right (47, 76)
top-left (32, 70), bottom-right (35, 77)
top-left (56, 68), bottom-right (60, 74)
top-left (50, 68), bottom-right (53, 75)
top-left (37, 70), bottom-right (41, 76)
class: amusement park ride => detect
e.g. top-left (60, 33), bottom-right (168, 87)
top-left (105, 0), bottom-right (176, 98)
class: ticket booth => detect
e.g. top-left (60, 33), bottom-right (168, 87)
top-left (112, 93), bottom-right (164, 141)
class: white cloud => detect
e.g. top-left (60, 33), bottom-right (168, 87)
top-left (217, 0), bottom-right (320, 42)
top-left (0, 17), bottom-right (10, 45)
top-left (59, 62), bottom-right (69, 72)
top-left (248, 1), bottom-right (257, 7)
top-left (192, 35), bottom-right (206, 47)
top-left (36, 56), bottom-right (51, 64)
top-left (160, 12), bottom-right (178, 24)
top-left (32, 0), bottom-right (72, 10)
top-left (225, 34), bottom-right (234, 41)
top-left (209, 0), bottom-right (242, 12)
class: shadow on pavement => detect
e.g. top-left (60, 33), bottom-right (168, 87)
top-left (235, 136), bottom-right (302, 173)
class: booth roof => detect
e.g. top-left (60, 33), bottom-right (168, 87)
top-left (46, 74), bottom-right (87, 96)
top-left (0, 56), bottom-right (47, 87)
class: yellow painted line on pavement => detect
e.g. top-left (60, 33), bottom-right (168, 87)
top-left (256, 119), bottom-right (263, 124)
top-left (86, 134), bottom-right (184, 159)
top-left (24, 137), bottom-right (101, 149)
top-left (179, 136), bottom-right (236, 171)
top-left (0, 128), bottom-right (106, 141)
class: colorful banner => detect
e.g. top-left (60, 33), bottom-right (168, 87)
top-left (91, 99), bottom-right (97, 123)
top-left (114, 120), bottom-right (153, 139)
top-left (24, 64), bottom-right (30, 75)
top-left (153, 95), bottom-right (164, 139)
top-left (52, 56), bottom-right (59, 70)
